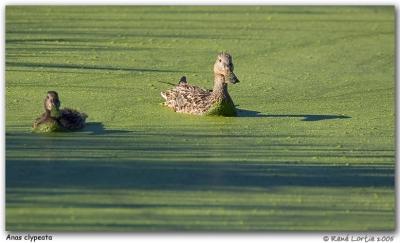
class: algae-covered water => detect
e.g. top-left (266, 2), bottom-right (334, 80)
top-left (5, 6), bottom-right (395, 231)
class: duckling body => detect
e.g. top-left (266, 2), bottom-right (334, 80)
top-left (32, 91), bottom-right (87, 133)
top-left (33, 116), bottom-right (62, 133)
top-left (161, 52), bottom-right (239, 116)
top-left (58, 108), bottom-right (87, 130)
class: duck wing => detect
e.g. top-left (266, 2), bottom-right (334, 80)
top-left (161, 83), bottom-right (212, 115)
top-left (58, 108), bottom-right (87, 130)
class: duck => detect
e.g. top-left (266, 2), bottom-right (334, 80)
top-left (161, 52), bottom-right (240, 116)
top-left (32, 91), bottom-right (88, 133)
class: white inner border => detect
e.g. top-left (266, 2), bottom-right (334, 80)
top-left (1, 1), bottom-right (398, 243)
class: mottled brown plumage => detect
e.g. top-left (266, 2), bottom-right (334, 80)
top-left (161, 52), bottom-right (240, 116)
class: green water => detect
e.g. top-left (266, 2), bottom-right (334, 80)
top-left (5, 6), bottom-right (395, 231)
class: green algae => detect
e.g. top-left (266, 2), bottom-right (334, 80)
top-left (205, 99), bottom-right (237, 116)
top-left (32, 119), bottom-right (63, 133)
top-left (32, 108), bottom-right (62, 133)
top-left (5, 6), bottom-right (395, 231)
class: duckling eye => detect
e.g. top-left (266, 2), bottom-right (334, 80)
top-left (219, 59), bottom-right (221, 62)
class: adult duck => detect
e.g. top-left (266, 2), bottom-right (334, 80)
top-left (161, 52), bottom-right (240, 116)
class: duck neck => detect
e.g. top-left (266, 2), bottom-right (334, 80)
top-left (45, 107), bottom-right (61, 119)
top-left (36, 109), bottom-right (52, 125)
top-left (44, 109), bottom-right (51, 119)
top-left (211, 74), bottom-right (230, 100)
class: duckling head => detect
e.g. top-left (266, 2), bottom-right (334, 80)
top-left (214, 52), bottom-right (239, 84)
top-left (44, 91), bottom-right (61, 118)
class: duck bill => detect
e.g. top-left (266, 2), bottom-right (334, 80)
top-left (226, 71), bottom-right (239, 84)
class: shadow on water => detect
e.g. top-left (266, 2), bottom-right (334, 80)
top-left (4, 128), bottom-right (395, 231)
top-left (6, 122), bottom-right (131, 135)
top-left (83, 122), bottom-right (132, 135)
top-left (237, 108), bottom-right (351, 121)
top-left (5, 131), bottom-right (393, 192)
top-left (6, 61), bottom-right (183, 73)
top-left (5, 159), bottom-right (394, 191)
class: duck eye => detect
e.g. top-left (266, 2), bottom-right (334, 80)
top-left (219, 59), bottom-right (221, 62)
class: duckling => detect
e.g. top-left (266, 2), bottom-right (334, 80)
top-left (32, 91), bottom-right (87, 133)
top-left (161, 52), bottom-right (239, 116)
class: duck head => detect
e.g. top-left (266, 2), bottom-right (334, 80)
top-left (214, 52), bottom-right (239, 84)
top-left (44, 91), bottom-right (61, 118)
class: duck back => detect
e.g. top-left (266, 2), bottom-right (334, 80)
top-left (162, 83), bottom-right (213, 115)
top-left (58, 108), bottom-right (87, 130)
